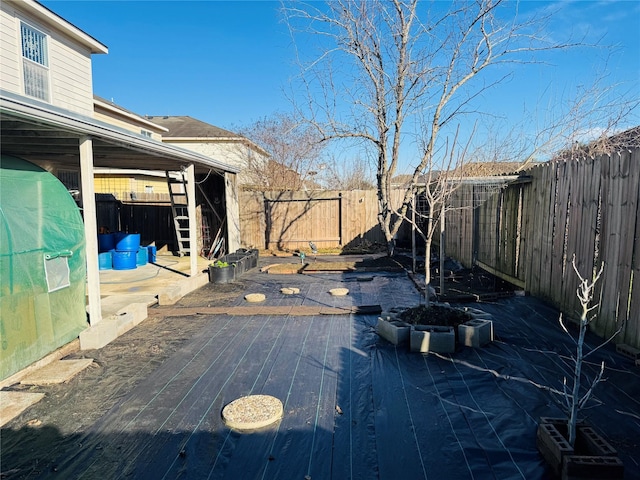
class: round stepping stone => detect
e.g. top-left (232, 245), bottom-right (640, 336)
top-left (329, 288), bottom-right (349, 296)
top-left (245, 293), bottom-right (266, 303)
top-left (222, 394), bottom-right (283, 431)
top-left (280, 287), bottom-right (300, 295)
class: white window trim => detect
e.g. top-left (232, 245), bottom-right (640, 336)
top-left (20, 20), bottom-right (51, 103)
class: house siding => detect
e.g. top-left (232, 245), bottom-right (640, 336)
top-left (0, 2), bottom-right (94, 115)
top-left (94, 174), bottom-right (171, 200)
top-left (94, 109), bottom-right (164, 141)
top-left (163, 140), bottom-right (255, 184)
top-left (49, 33), bottom-right (93, 114)
top-left (0, 4), bottom-right (22, 93)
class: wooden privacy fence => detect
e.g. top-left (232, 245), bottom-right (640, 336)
top-left (239, 189), bottom-right (405, 252)
top-left (445, 149), bottom-right (640, 349)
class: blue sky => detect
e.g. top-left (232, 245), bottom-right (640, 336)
top-left (42, 0), bottom-right (640, 170)
top-left (42, 1), bottom-right (297, 126)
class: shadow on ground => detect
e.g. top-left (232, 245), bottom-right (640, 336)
top-left (2, 256), bottom-right (639, 479)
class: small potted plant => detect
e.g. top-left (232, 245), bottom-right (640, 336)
top-left (209, 260), bottom-right (235, 284)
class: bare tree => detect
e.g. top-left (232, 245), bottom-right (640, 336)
top-left (285, 0), bottom-right (578, 256)
top-left (470, 66), bottom-right (640, 169)
top-left (410, 127), bottom-right (473, 305)
top-left (558, 257), bottom-right (622, 448)
top-left (238, 112), bottom-right (326, 190)
top-left (323, 155), bottom-right (375, 190)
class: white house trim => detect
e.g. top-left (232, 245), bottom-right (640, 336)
top-left (94, 97), bottom-right (169, 133)
top-left (7, 0), bottom-right (108, 54)
top-left (1, 90), bottom-right (240, 173)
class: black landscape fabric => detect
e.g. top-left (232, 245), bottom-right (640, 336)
top-left (1, 269), bottom-right (639, 479)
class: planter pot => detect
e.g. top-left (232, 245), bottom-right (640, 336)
top-left (225, 254), bottom-right (247, 276)
top-left (209, 265), bottom-right (235, 284)
top-left (248, 249), bottom-right (259, 269)
top-left (536, 417), bottom-right (624, 479)
top-left (410, 325), bottom-right (455, 353)
top-left (114, 232), bottom-right (141, 252)
top-left (98, 233), bottom-right (116, 252)
top-left (236, 248), bottom-right (259, 270)
top-left (376, 317), bottom-right (411, 345)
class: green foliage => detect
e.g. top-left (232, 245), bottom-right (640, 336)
top-left (210, 260), bottom-right (231, 268)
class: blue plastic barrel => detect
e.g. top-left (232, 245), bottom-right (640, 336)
top-left (112, 250), bottom-right (137, 270)
top-left (98, 233), bottom-right (115, 252)
top-left (98, 251), bottom-right (112, 270)
top-left (114, 232), bottom-right (141, 252)
top-left (136, 246), bottom-right (148, 266)
top-left (147, 245), bottom-right (157, 263)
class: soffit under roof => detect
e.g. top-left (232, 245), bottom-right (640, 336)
top-left (1, 91), bottom-right (239, 175)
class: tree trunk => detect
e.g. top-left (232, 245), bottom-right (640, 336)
top-left (439, 202), bottom-right (445, 296)
top-left (568, 305), bottom-right (588, 447)
top-left (423, 214), bottom-right (434, 307)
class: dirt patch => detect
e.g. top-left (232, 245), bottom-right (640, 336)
top-left (263, 263), bottom-right (306, 274)
top-left (398, 305), bottom-right (471, 328)
top-left (266, 256), bottom-right (405, 274)
top-left (0, 310), bottom-right (216, 478)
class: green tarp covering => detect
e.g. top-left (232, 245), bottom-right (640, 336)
top-left (1, 155), bottom-right (87, 380)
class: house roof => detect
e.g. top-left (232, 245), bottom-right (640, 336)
top-left (553, 125), bottom-right (640, 161)
top-left (147, 115), bottom-right (271, 158)
top-left (600, 125), bottom-right (640, 151)
top-left (13, 0), bottom-right (108, 54)
top-left (145, 116), bottom-right (241, 139)
top-left (391, 162), bottom-right (524, 188)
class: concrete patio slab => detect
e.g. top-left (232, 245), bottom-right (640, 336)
top-left (0, 391), bottom-right (45, 427)
top-left (20, 359), bottom-right (94, 386)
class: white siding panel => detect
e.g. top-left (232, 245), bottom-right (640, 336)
top-left (163, 141), bottom-right (259, 184)
top-left (0, 4), bottom-right (21, 93)
top-left (49, 32), bottom-right (93, 115)
top-left (94, 111), bottom-right (139, 133)
top-left (2, 4), bottom-right (95, 115)
top-left (165, 141), bottom-right (248, 170)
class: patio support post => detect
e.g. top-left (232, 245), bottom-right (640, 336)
top-left (186, 164), bottom-right (198, 277)
top-left (225, 172), bottom-right (241, 252)
top-left (79, 135), bottom-right (102, 324)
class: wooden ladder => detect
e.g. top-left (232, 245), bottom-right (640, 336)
top-left (166, 170), bottom-right (191, 256)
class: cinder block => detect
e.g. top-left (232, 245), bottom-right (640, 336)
top-left (410, 326), bottom-right (455, 353)
top-left (79, 320), bottom-right (118, 350)
top-left (159, 272), bottom-right (208, 305)
top-left (115, 303), bottom-right (148, 336)
top-left (578, 426), bottom-right (618, 456)
top-left (462, 307), bottom-right (492, 319)
top-left (458, 319), bottom-right (493, 348)
top-left (616, 343), bottom-right (640, 361)
top-left (158, 285), bottom-right (182, 305)
top-left (562, 455), bottom-right (624, 479)
top-left (376, 317), bottom-right (411, 345)
top-left (182, 273), bottom-right (209, 294)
